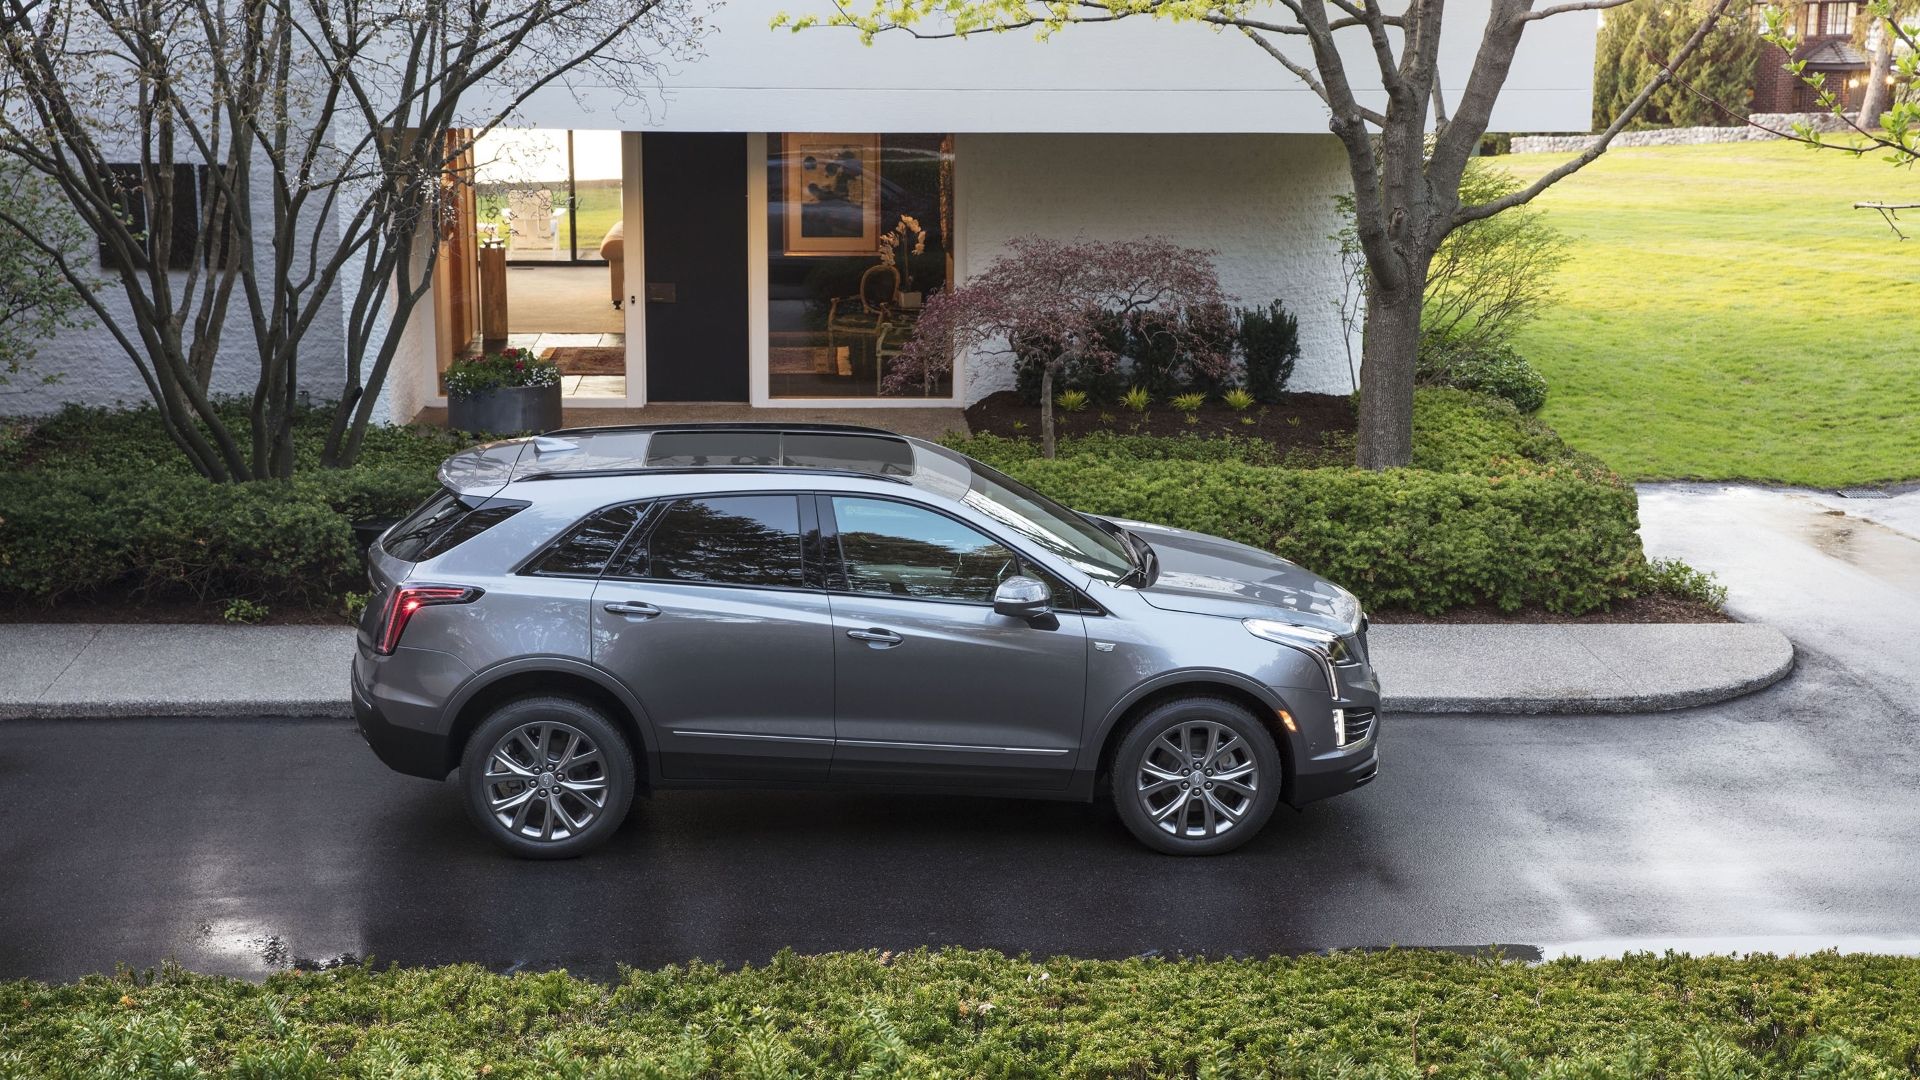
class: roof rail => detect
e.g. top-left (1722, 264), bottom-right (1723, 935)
top-left (540, 421), bottom-right (908, 439)
top-left (516, 465), bottom-right (914, 485)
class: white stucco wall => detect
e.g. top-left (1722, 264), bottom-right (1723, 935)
top-left (500, 0), bottom-right (1597, 135)
top-left (0, 165), bottom-right (347, 417)
top-left (956, 133), bottom-right (1357, 403)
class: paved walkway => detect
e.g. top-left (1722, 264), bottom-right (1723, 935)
top-left (1637, 482), bottom-right (1920, 707)
top-left (0, 621), bottom-right (1792, 720)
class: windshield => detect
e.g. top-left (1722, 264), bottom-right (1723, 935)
top-left (962, 462), bottom-right (1137, 583)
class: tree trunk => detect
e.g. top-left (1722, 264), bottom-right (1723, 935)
top-left (1039, 362), bottom-right (1057, 460)
top-left (1857, 25), bottom-right (1895, 129)
top-left (1354, 282), bottom-right (1424, 470)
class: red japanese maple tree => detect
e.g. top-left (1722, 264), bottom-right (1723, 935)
top-left (891, 236), bottom-right (1230, 457)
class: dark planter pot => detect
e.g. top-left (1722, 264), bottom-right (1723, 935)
top-left (447, 383), bottom-right (563, 435)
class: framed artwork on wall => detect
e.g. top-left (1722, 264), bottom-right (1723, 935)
top-left (781, 133), bottom-right (880, 255)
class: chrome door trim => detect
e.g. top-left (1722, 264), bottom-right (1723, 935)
top-left (834, 737), bottom-right (1071, 756)
top-left (670, 729), bottom-right (836, 745)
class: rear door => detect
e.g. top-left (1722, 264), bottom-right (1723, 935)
top-left (590, 492), bottom-right (834, 781)
top-left (820, 494), bottom-right (1088, 790)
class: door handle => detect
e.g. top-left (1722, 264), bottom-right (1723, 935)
top-left (603, 600), bottom-right (662, 619)
top-left (846, 627), bottom-right (903, 646)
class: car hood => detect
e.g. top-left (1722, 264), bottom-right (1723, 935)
top-left (1104, 518), bottom-right (1361, 634)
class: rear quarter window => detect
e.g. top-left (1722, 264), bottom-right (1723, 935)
top-left (525, 503), bottom-right (649, 578)
top-left (383, 489), bottom-right (526, 562)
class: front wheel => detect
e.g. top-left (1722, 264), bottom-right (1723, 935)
top-left (461, 696), bottom-right (636, 859)
top-left (1110, 696), bottom-right (1283, 855)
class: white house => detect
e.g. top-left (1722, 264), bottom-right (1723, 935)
top-left (0, 1), bottom-right (1597, 424)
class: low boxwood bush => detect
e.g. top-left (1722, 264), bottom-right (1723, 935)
top-left (0, 403), bottom-right (462, 607)
top-left (1000, 456), bottom-right (1640, 614)
top-left (4, 949), bottom-right (1919, 1077)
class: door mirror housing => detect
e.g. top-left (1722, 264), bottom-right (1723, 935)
top-left (993, 576), bottom-right (1053, 622)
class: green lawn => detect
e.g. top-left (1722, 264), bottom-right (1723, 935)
top-left (1500, 141), bottom-right (1920, 487)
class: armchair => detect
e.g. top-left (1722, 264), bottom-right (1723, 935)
top-left (826, 263), bottom-right (899, 379)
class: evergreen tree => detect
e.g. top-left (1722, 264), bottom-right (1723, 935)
top-left (1595, 0), bottom-right (1763, 128)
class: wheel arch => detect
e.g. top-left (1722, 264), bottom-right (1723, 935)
top-left (440, 657), bottom-right (654, 783)
top-left (1090, 671), bottom-right (1301, 799)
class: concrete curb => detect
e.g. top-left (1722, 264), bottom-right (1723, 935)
top-left (0, 621), bottom-right (1796, 721)
top-left (1370, 623), bottom-right (1796, 715)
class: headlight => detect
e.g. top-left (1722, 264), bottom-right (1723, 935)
top-left (1244, 618), bottom-right (1350, 694)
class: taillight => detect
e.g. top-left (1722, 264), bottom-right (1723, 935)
top-left (375, 584), bottom-right (483, 655)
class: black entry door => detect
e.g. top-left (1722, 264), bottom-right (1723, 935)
top-left (642, 133), bottom-right (749, 402)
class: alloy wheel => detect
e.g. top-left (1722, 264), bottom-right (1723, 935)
top-left (481, 721), bottom-right (611, 842)
top-left (1135, 720), bottom-right (1259, 840)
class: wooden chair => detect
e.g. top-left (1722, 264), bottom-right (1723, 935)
top-left (826, 264), bottom-right (899, 380)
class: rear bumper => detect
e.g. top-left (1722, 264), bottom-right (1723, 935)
top-left (352, 661), bottom-right (454, 780)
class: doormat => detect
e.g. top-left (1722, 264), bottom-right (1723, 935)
top-left (539, 346), bottom-right (626, 376)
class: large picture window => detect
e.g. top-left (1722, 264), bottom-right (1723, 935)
top-left (766, 133), bottom-right (954, 400)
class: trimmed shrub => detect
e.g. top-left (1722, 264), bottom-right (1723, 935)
top-left (998, 456), bottom-right (1641, 614)
top-left (1236, 299), bottom-right (1299, 403)
top-left (5, 949), bottom-right (1920, 1076)
top-left (0, 403), bottom-right (458, 607)
top-left (1420, 337), bottom-right (1550, 413)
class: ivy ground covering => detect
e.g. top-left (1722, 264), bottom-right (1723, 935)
top-left (1502, 142), bottom-right (1920, 488)
top-left (5, 949), bottom-right (1920, 1078)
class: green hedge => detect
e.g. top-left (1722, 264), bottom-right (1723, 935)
top-left (1, 392), bottom-right (1642, 614)
top-left (998, 456), bottom-right (1640, 614)
top-left (4, 949), bottom-right (1919, 1078)
top-left (0, 404), bottom-right (460, 606)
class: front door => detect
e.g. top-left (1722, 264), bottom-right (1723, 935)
top-left (641, 133), bottom-right (748, 402)
top-left (590, 493), bottom-right (833, 780)
top-left (820, 495), bottom-right (1089, 790)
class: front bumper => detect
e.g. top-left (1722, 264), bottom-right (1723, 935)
top-left (1288, 732), bottom-right (1379, 806)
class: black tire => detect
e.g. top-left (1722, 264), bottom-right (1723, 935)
top-left (1109, 696), bottom-right (1284, 855)
top-left (460, 695), bottom-right (636, 859)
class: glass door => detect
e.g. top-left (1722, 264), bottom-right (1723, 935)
top-left (475, 129), bottom-right (623, 266)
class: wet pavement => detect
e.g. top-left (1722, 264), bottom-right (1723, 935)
top-left (2, 485), bottom-right (1915, 982)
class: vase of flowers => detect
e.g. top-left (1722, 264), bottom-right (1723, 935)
top-left (445, 348), bottom-right (563, 434)
top-left (879, 214), bottom-right (929, 308)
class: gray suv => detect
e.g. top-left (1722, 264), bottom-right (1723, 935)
top-left (354, 424), bottom-right (1379, 857)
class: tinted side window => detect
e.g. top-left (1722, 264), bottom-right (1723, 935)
top-left (383, 490), bottom-right (524, 562)
top-left (832, 497), bottom-right (1016, 604)
top-left (528, 503), bottom-right (648, 577)
top-left (629, 495), bottom-right (805, 588)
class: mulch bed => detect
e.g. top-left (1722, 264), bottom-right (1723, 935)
top-left (964, 390), bottom-right (1355, 456)
top-left (1370, 594), bottom-right (1732, 624)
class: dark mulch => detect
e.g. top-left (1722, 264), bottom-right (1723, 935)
top-left (1370, 594), bottom-right (1733, 624)
top-left (964, 390), bottom-right (1355, 457)
top-left (0, 597), bottom-right (350, 626)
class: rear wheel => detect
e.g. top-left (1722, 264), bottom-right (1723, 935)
top-left (461, 696), bottom-right (635, 859)
top-left (1110, 696), bottom-right (1282, 855)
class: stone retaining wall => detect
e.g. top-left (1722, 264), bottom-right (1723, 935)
top-left (1510, 113), bottom-right (1850, 154)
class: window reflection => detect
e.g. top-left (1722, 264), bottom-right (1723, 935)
top-left (629, 496), bottom-right (805, 589)
top-left (833, 497), bottom-right (1014, 603)
top-left (767, 134), bottom-right (954, 399)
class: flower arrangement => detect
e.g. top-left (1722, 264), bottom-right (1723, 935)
top-left (877, 214), bottom-right (928, 292)
top-left (443, 348), bottom-right (560, 398)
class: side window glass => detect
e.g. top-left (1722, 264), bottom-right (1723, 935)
top-left (832, 497), bottom-right (1016, 604)
top-left (632, 495), bottom-right (805, 588)
top-left (528, 503), bottom-right (647, 577)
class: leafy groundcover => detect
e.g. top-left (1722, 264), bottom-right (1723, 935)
top-left (4, 949), bottom-right (1918, 1078)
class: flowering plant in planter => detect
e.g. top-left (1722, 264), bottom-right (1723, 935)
top-left (444, 348), bottom-right (560, 398)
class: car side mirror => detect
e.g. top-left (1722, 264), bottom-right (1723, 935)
top-left (993, 576), bottom-right (1053, 623)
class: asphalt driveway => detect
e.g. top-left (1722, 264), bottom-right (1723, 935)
top-left (2, 483), bottom-right (1915, 982)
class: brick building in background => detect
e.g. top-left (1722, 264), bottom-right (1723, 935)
top-left (1753, 0), bottom-right (1871, 112)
